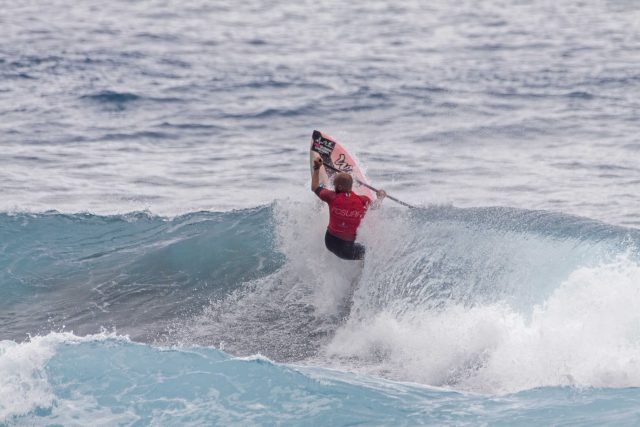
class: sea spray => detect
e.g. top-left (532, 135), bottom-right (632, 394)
top-left (0, 332), bottom-right (127, 423)
top-left (323, 256), bottom-right (640, 393)
top-left (320, 207), bottom-right (640, 393)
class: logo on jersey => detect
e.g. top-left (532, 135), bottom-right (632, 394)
top-left (331, 206), bottom-right (364, 218)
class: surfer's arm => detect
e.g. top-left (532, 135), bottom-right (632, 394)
top-left (312, 157), bottom-right (336, 203)
top-left (311, 156), bottom-right (323, 192)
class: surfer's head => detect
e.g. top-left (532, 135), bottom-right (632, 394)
top-left (333, 173), bottom-right (353, 193)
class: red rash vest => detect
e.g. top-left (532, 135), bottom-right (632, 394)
top-left (315, 188), bottom-right (371, 241)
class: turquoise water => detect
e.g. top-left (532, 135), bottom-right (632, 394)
top-left (3, 334), bottom-right (640, 426)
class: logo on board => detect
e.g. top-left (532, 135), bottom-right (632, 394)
top-left (312, 135), bottom-right (335, 156)
top-left (334, 153), bottom-right (353, 172)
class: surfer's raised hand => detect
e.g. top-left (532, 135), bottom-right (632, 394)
top-left (311, 156), bottom-right (323, 192)
top-left (313, 157), bottom-right (323, 171)
top-left (376, 189), bottom-right (387, 200)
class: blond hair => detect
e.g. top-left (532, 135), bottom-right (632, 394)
top-left (333, 173), bottom-right (353, 193)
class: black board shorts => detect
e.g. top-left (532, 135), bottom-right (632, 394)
top-left (325, 231), bottom-right (365, 261)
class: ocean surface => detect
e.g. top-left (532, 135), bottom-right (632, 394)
top-left (1, 0), bottom-right (640, 425)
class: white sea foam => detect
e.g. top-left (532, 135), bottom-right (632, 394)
top-left (0, 332), bottom-right (127, 422)
top-left (0, 337), bottom-right (56, 422)
top-left (324, 256), bottom-right (640, 394)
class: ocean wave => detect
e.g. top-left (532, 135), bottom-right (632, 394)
top-left (169, 201), bottom-right (640, 395)
top-left (2, 202), bottom-right (639, 394)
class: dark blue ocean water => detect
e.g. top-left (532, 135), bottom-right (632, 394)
top-left (2, 0), bottom-right (640, 425)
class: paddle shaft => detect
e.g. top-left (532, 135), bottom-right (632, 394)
top-left (320, 162), bottom-right (416, 209)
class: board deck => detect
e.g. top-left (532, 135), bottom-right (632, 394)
top-left (309, 130), bottom-right (376, 200)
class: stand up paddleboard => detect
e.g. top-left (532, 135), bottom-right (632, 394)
top-left (309, 130), bottom-right (377, 200)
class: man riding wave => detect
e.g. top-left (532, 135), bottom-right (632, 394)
top-left (311, 156), bottom-right (386, 260)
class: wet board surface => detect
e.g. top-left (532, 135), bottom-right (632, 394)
top-left (309, 130), bottom-right (377, 200)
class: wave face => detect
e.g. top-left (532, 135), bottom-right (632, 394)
top-left (0, 207), bottom-right (283, 341)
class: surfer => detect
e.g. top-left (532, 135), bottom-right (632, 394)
top-left (311, 156), bottom-right (386, 260)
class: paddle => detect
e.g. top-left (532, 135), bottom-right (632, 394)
top-left (321, 162), bottom-right (416, 209)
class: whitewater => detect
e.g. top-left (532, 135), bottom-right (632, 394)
top-left (2, 0), bottom-right (640, 425)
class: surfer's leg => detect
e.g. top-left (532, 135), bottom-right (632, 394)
top-left (351, 242), bottom-right (365, 260)
top-left (325, 231), bottom-right (365, 261)
top-left (325, 231), bottom-right (345, 258)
